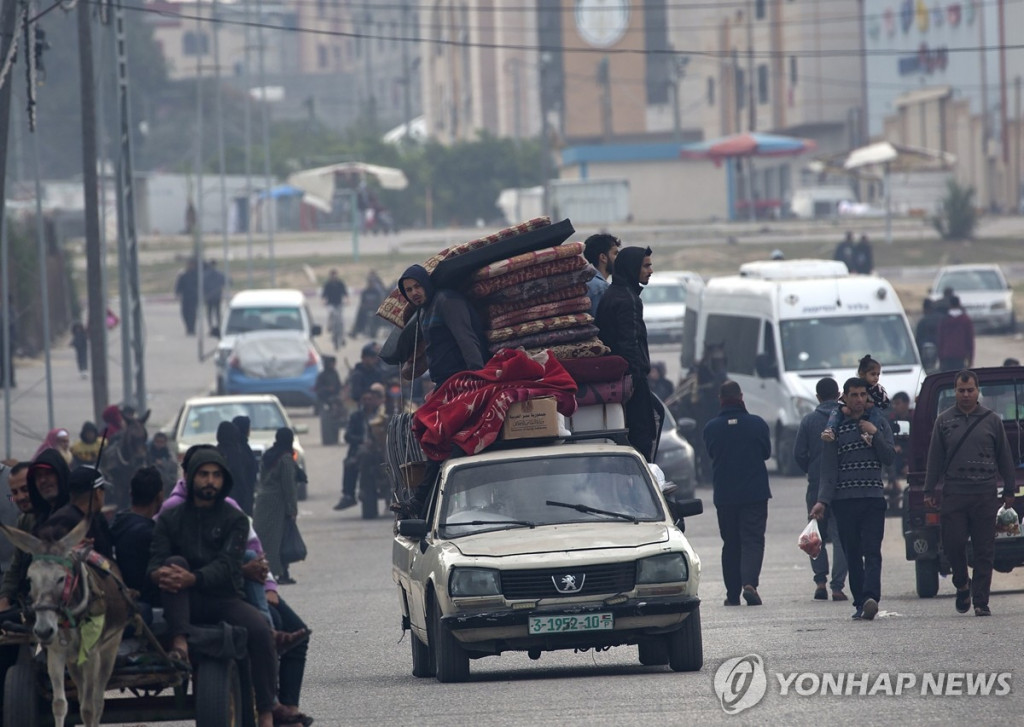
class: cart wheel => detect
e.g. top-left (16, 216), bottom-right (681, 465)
top-left (3, 662), bottom-right (42, 726)
top-left (195, 658), bottom-right (243, 727)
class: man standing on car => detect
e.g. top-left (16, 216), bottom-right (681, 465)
top-left (794, 377), bottom-right (848, 602)
top-left (583, 233), bottom-right (620, 315)
top-left (811, 378), bottom-right (895, 621)
top-left (923, 369), bottom-right (1016, 616)
top-left (596, 246), bottom-right (663, 462)
top-left (703, 380), bottom-right (772, 606)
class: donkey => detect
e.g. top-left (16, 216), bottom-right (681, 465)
top-left (0, 518), bottom-right (132, 727)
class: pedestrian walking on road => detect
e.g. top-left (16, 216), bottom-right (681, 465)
top-left (71, 322), bottom-right (88, 378)
top-left (703, 380), bottom-right (772, 607)
top-left (936, 296), bottom-right (975, 372)
top-left (811, 377), bottom-right (895, 621)
top-left (253, 428), bottom-right (300, 584)
top-left (174, 258), bottom-right (200, 336)
top-left (794, 377), bottom-right (848, 602)
top-left (923, 369), bottom-right (1016, 616)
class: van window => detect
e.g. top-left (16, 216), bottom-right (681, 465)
top-left (225, 306), bottom-right (304, 334)
top-left (705, 314), bottom-right (760, 375)
top-left (779, 314), bottom-right (917, 371)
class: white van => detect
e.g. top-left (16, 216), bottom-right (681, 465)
top-left (215, 289), bottom-right (321, 392)
top-left (689, 259), bottom-right (924, 474)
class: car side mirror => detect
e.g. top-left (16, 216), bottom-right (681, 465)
top-left (666, 496), bottom-right (703, 530)
top-left (311, 324), bottom-right (323, 337)
top-left (755, 353), bottom-right (778, 379)
top-left (675, 417), bottom-right (697, 435)
top-left (397, 519), bottom-right (428, 539)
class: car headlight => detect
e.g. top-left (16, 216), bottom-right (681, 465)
top-left (636, 553), bottom-right (689, 583)
top-left (449, 568), bottom-right (502, 597)
top-left (991, 301), bottom-right (1008, 311)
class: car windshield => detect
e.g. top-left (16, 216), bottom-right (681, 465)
top-left (643, 284), bottom-right (687, 305)
top-left (779, 314), bottom-right (918, 371)
top-left (225, 307), bottom-right (304, 334)
top-left (935, 269), bottom-right (1005, 292)
top-left (934, 380), bottom-right (1024, 422)
top-left (438, 454), bottom-right (663, 537)
top-left (183, 402), bottom-right (288, 437)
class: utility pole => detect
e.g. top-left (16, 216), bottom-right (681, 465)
top-left (242, 0), bottom-right (254, 286)
top-left (30, 66), bottom-right (54, 430)
top-left (598, 56), bottom-right (612, 141)
top-left (194, 13), bottom-right (206, 360)
top-left (79, 0), bottom-right (110, 422)
top-left (256, 0), bottom-right (275, 284)
top-left (113, 0), bottom-right (145, 412)
top-left (0, 0), bottom-right (19, 454)
top-left (401, 0), bottom-right (413, 142)
top-left (745, 0), bottom-right (756, 222)
top-left (213, 0), bottom-right (229, 305)
top-left (1015, 76), bottom-right (1021, 214)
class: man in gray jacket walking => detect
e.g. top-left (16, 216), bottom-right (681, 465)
top-left (794, 377), bottom-right (848, 602)
top-left (924, 369), bottom-right (1016, 616)
top-left (811, 377), bottom-right (895, 621)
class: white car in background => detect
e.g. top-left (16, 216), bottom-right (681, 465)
top-left (642, 271), bottom-right (705, 344)
top-left (929, 264), bottom-right (1015, 333)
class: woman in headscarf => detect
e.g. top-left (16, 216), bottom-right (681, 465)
top-left (253, 428), bottom-right (299, 584)
top-left (34, 428), bottom-right (73, 466)
top-left (231, 415), bottom-right (259, 492)
top-left (216, 420), bottom-right (254, 515)
top-left (70, 421), bottom-right (102, 466)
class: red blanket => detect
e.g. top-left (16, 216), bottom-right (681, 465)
top-left (412, 348), bottom-right (578, 460)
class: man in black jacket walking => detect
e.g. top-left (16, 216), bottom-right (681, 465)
top-left (595, 245), bottom-right (663, 462)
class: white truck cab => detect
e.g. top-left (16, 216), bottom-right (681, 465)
top-left (691, 259), bottom-right (923, 474)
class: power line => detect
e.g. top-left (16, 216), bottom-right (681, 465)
top-left (111, 0), bottom-right (1024, 62)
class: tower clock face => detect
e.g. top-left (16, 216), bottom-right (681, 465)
top-left (575, 0), bottom-right (630, 48)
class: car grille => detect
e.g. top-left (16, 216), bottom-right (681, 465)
top-left (500, 562), bottom-right (636, 600)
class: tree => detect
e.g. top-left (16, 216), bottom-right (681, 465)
top-left (933, 180), bottom-right (978, 240)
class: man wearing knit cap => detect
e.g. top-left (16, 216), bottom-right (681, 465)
top-left (811, 377), bottom-right (895, 621)
top-left (594, 245), bottom-right (663, 462)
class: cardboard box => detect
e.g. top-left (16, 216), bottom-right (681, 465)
top-left (502, 397), bottom-right (561, 439)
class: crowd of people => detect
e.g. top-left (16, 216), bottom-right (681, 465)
top-left (0, 405), bottom-right (314, 727)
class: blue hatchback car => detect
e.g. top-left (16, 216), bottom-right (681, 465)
top-left (224, 330), bottom-right (323, 409)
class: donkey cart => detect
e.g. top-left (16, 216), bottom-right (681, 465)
top-left (1, 615), bottom-right (258, 727)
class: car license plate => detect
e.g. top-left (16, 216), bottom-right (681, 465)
top-left (527, 613), bottom-right (613, 634)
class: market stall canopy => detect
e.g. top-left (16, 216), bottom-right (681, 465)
top-left (286, 161), bottom-right (409, 213)
top-left (679, 132), bottom-right (817, 165)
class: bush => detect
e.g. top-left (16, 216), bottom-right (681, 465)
top-left (932, 180), bottom-right (978, 240)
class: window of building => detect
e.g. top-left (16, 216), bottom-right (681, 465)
top-left (318, 44), bottom-right (328, 69)
top-left (789, 56), bottom-right (797, 85)
top-left (757, 64), bottom-right (769, 104)
top-left (182, 31), bottom-right (209, 56)
top-left (378, 23), bottom-right (385, 50)
top-left (735, 68), bottom-right (745, 109)
top-left (317, 0), bottom-right (326, 19)
top-left (707, 77), bottom-right (715, 106)
top-left (755, 0), bottom-right (766, 19)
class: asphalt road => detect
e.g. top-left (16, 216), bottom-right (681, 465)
top-left (3, 298), bottom-right (1024, 725)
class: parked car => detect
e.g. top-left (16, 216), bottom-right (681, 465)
top-left (902, 366), bottom-right (1024, 598)
top-left (655, 401), bottom-right (697, 500)
top-left (216, 289), bottom-right (322, 393)
top-left (223, 330), bottom-right (323, 410)
top-left (642, 271), bottom-right (704, 344)
top-left (392, 440), bottom-right (704, 682)
top-left (928, 264), bottom-right (1015, 333)
top-left (169, 394), bottom-right (309, 498)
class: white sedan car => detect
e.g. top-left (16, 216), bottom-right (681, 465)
top-left (642, 271), bottom-right (705, 344)
top-left (929, 264), bottom-right (1015, 333)
top-left (168, 394), bottom-right (309, 495)
top-left (392, 442), bottom-right (704, 682)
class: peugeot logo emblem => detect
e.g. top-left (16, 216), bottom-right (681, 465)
top-left (552, 573), bottom-right (585, 593)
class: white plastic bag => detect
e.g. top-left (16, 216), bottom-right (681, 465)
top-left (798, 519), bottom-right (823, 559)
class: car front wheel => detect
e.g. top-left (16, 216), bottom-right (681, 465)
top-left (668, 606), bottom-right (703, 672)
top-left (431, 599), bottom-right (469, 683)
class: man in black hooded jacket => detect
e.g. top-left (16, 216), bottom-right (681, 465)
top-left (398, 263), bottom-right (486, 387)
top-left (595, 245), bottom-right (664, 462)
top-left (0, 448), bottom-right (71, 610)
top-left (148, 449), bottom-right (280, 727)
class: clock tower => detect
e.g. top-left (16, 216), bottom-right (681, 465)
top-left (561, 0), bottom-right (647, 141)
